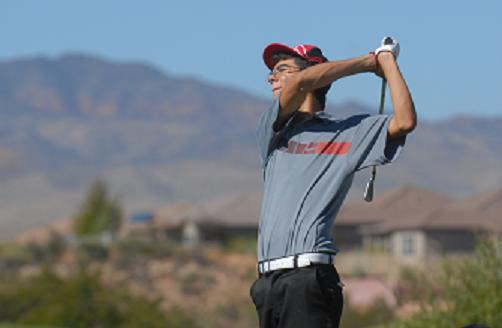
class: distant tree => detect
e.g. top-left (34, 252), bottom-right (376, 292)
top-left (73, 179), bottom-right (122, 240)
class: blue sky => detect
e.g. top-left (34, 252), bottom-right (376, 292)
top-left (2, 0), bottom-right (501, 120)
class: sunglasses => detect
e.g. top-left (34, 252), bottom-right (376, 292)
top-left (267, 64), bottom-right (301, 83)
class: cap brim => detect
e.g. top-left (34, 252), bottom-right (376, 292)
top-left (263, 43), bottom-right (298, 70)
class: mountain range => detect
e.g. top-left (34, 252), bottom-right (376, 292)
top-left (0, 54), bottom-right (500, 240)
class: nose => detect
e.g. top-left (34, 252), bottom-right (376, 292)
top-left (267, 72), bottom-right (278, 85)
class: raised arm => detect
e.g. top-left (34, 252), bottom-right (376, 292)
top-left (377, 52), bottom-right (417, 138)
top-left (276, 54), bottom-right (376, 129)
top-left (373, 38), bottom-right (417, 139)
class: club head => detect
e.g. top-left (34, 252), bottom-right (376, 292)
top-left (383, 36), bottom-right (394, 45)
top-left (364, 180), bottom-right (374, 202)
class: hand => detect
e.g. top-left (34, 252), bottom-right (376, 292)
top-left (374, 36), bottom-right (400, 59)
top-left (373, 36), bottom-right (400, 78)
top-left (375, 52), bottom-right (394, 78)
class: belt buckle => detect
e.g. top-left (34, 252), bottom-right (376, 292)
top-left (257, 261), bottom-right (267, 274)
top-left (293, 254), bottom-right (299, 268)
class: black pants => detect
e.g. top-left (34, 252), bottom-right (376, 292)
top-left (250, 264), bottom-right (343, 328)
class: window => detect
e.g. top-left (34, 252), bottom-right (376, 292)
top-left (402, 233), bottom-right (416, 256)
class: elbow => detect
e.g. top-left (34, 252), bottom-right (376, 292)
top-left (397, 102), bottom-right (417, 133)
top-left (398, 116), bottom-right (417, 134)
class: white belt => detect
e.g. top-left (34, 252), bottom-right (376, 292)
top-left (258, 252), bottom-right (335, 274)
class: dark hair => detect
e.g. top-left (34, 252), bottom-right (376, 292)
top-left (270, 53), bottom-right (332, 109)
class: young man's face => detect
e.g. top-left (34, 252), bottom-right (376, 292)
top-left (267, 58), bottom-right (301, 100)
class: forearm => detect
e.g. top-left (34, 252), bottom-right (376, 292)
top-left (297, 54), bottom-right (376, 92)
top-left (380, 54), bottom-right (417, 133)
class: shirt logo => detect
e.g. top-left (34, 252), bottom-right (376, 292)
top-left (285, 140), bottom-right (352, 155)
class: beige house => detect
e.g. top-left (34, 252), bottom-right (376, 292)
top-left (135, 193), bottom-right (262, 246)
top-left (121, 185), bottom-right (502, 265)
top-left (335, 185), bottom-right (502, 265)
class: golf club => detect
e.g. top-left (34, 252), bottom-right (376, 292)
top-left (364, 78), bottom-right (387, 202)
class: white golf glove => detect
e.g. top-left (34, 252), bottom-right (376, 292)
top-left (374, 36), bottom-right (400, 59)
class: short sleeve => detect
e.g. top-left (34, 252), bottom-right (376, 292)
top-left (256, 95), bottom-right (288, 168)
top-left (349, 114), bottom-right (406, 172)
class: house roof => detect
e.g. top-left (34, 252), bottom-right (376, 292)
top-left (129, 212), bottom-right (154, 223)
top-left (153, 192), bottom-right (261, 229)
top-left (152, 184), bottom-right (502, 234)
top-left (337, 184), bottom-right (502, 235)
top-left (198, 192), bottom-right (261, 227)
top-left (336, 184), bottom-right (453, 225)
top-left (15, 217), bottom-right (73, 245)
top-left (442, 188), bottom-right (502, 214)
top-left (153, 202), bottom-right (203, 227)
top-left (422, 188), bottom-right (502, 232)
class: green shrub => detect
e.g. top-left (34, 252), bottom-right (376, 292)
top-left (223, 237), bottom-right (256, 254)
top-left (382, 237), bottom-right (502, 328)
top-left (341, 298), bottom-right (394, 328)
top-left (0, 244), bottom-right (33, 270)
top-left (78, 241), bottom-right (109, 262)
top-left (0, 266), bottom-right (198, 328)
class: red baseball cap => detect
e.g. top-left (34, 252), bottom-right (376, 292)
top-left (263, 43), bottom-right (327, 70)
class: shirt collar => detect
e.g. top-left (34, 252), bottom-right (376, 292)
top-left (292, 110), bottom-right (332, 125)
top-left (313, 111), bottom-right (332, 120)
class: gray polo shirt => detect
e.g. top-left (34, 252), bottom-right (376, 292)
top-left (256, 96), bottom-right (406, 262)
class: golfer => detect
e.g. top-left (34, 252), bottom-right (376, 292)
top-left (250, 37), bottom-right (416, 328)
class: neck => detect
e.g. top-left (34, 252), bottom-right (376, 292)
top-left (297, 92), bottom-right (323, 115)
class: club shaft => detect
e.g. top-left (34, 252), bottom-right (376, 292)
top-left (364, 78), bottom-right (387, 202)
top-left (379, 79), bottom-right (387, 114)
